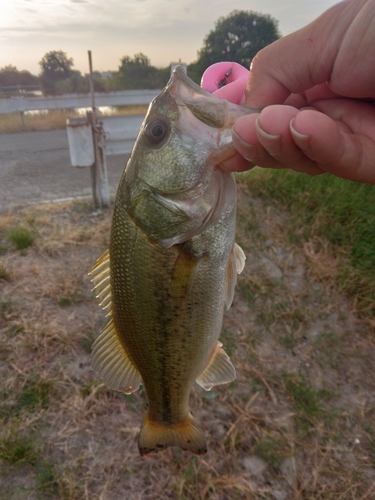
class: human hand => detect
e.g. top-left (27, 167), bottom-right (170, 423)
top-left (204, 0), bottom-right (375, 184)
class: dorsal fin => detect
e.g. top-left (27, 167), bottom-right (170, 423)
top-left (196, 342), bottom-right (236, 391)
top-left (89, 249), bottom-right (112, 311)
top-left (224, 242), bottom-right (246, 310)
top-left (90, 250), bottom-right (142, 393)
top-left (91, 318), bottom-right (142, 394)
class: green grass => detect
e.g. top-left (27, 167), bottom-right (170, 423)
top-left (13, 376), bottom-right (53, 416)
top-left (283, 373), bottom-right (335, 433)
top-left (254, 435), bottom-right (289, 467)
top-left (8, 225), bottom-right (35, 250)
top-left (0, 264), bottom-right (8, 280)
top-left (0, 432), bottom-right (39, 465)
top-left (242, 169), bottom-right (375, 316)
top-left (0, 432), bottom-right (65, 497)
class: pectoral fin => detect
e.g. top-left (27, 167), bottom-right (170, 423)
top-left (196, 342), bottom-right (236, 391)
top-left (224, 242), bottom-right (246, 309)
top-left (91, 318), bottom-right (142, 394)
top-left (170, 251), bottom-right (201, 299)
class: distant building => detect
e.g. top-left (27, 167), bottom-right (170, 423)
top-left (100, 71), bottom-right (113, 80)
top-left (85, 71), bottom-right (114, 79)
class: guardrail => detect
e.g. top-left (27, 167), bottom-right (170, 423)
top-left (0, 89), bottom-right (160, 115)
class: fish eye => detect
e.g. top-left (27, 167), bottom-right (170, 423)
top-left (144, 118), bottom-right (169, 146)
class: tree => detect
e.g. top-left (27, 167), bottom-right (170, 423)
top-left (39, 50), bottom-right (74, 94)
top-left (118, 53), bottom-right (169, 89)
top-left (192, 10), bottom-right (280, 80)
top-left (0, 65), bottom-right (39, 91)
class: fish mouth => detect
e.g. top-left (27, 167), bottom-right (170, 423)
top-left (168, 66), bottom-right (214, 100)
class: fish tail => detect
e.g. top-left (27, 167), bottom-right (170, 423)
top-left (138, 412), bottom-right (207, 456)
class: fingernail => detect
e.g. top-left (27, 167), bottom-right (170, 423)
top-left (232, 130), bottom-right (257, 162)
top-left (290, 118), bottom-right (309, 150)
top-left (255, 116), bottom-right (281, 155)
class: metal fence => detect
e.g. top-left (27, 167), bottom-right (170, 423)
top-left (0, 89), bottom-right (160, 115)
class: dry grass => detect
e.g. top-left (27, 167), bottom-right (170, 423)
top-left (0, 105), bottom-right (149, 134)
top-left (0, 188), bottom-right (374, 499)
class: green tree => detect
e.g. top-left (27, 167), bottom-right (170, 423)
top-left (39, 50), bottom-right (74, 94)
top-left (118, 53), bottom-right (169, 89)
top-left (192, 10), bottom-right (280, 80)
top-left (0, 65), bottom-right (39, 92)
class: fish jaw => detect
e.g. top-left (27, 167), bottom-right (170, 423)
top-left (133, 168), bottom-right (237, 247)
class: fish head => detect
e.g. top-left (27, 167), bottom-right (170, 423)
top-left (120, 66), bottom-right (256, 247)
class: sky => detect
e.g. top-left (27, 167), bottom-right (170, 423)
top-left (1, 0), bottom-right (339, 75)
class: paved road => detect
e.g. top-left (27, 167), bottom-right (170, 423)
top-left (0, 129), bottom-right (129, 212)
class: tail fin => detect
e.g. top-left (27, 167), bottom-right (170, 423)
top-left (138, 412), bottom-right (207, 456)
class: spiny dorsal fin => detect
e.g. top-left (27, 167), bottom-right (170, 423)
top-left (89, 249), bottom-right (112, 311)
top-left (224, 242), bottom-right (246, 310)
top-left (92, 318), bottom-right (142, 394)
top-left (196, 342), bottom-right (236, 391)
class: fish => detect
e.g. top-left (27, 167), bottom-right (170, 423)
top-left (90, 66), bottom-right (257, 456)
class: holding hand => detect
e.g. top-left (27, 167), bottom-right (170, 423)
top-left (202, 0), bottom-right (375, 184)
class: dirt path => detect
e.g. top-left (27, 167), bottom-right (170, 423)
top-left (0, 129), bottom-right (128, 212)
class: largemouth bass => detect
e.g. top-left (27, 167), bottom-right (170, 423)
top-left (90, 66), bottom-right (256, 456)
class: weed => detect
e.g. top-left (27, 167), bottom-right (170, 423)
top-left (283, 374), bottom-right (335, 432)
top-left (0, 264), bottom-right (8, 280)
top-left (58, 296), bottom-right (72, 307)
top-left (34, 460), bottom-right (59, 497)
top-left (0, 106), bottom-right (148, 134)
top-left (8, 226), bottom-right (35, 249)
top-left (254, 435), bottom-right (288, 467)
top-left (13, 376), bottom-right (53, 415)
top-left (237, 280), bottom-right (257, 307)
top-left (220, 329), bottom-right (236, 356)
top-left (0, 299), bottom-right (12, 313)
top-left (78, 329), bottom-right (95, 353)
top-left (0, 432), bottom-right (39, 465)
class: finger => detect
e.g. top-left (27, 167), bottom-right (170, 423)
top-left (290, 110), bottom-right (375, 183)
top-left (219, 152), bottom-right (256, 172)
top-left (232, 106), bottom-right (322, 174)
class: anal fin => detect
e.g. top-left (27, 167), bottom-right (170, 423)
top-left (92, 318), bottom-right (142, 394)
top-left (196, 342), bottom-right (236, 391)
top-left (138, 412), bottom-right (207, 456)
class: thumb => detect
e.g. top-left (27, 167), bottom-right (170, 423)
top-left (245, 0), bottom-right (367, 108)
